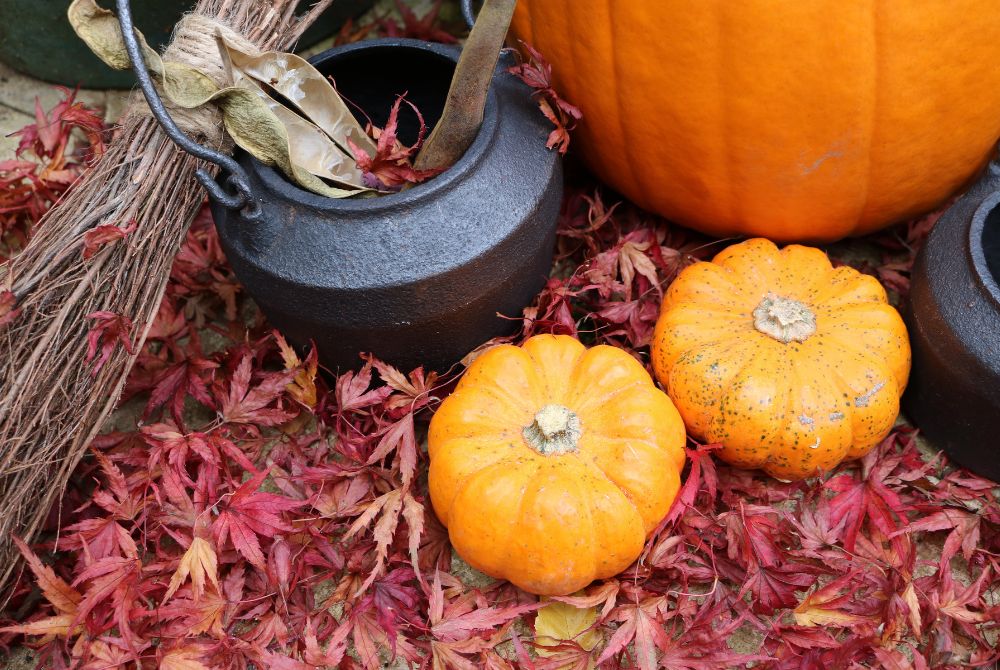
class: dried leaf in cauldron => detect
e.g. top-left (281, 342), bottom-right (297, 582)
top-left (217, 37), bottom-right (369, 189)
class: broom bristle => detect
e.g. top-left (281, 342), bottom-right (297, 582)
top-left (0, 0), bottom-right (336, 600)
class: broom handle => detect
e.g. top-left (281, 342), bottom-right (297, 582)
top-left (414, 0), bottom-right (517, 171)
top-left (116, 0), bottom-right (261, 221)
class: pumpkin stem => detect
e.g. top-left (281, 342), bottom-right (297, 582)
top-left (522, 404), bottom-right (581, 455)
top-left (752, 292), bottom-right (817, 343)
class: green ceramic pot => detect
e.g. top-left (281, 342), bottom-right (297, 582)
top-left (0, 0), bottom-right (375, 89)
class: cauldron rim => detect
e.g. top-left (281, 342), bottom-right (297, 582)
top-left (249, 38), bottom-right (498, 216)
top-left (967, 183), bottom-right (1000, 311)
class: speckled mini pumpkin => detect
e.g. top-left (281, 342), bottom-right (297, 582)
top-left (428, 334), bottom-right (686, 596)
top-left (651, 238), bottom-right (910, 480)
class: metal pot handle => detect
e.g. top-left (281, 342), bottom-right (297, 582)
top-left (461, 0), bottom-right (477, 30)
top-left (460, 0), bottom-right (518, 65)
top-left (115, 0), bottom-right (261, 221)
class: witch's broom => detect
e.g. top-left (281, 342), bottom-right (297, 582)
top-left (0, 0), bottom-right (338, 598)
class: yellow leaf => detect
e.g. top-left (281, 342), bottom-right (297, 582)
top-left (902, 581), bottom-right (922, 635)
top-left (186, 590), bottom-right (228, 637)
top-left (535, 599), bottom-right (601, 656)
top-left (793, 595), bottom-right (867, 627)
top-left (793, 606), bottom-right (863, 627)
top-left (11, 536), bottom-right (81, 617)
top-left (163, 536), bottom-right (219, 603)
top-left (275, 331), bottom-right (301, 370)
top-left (161, 646), bottom-right (212, 670)
top-left (0, 613), bottom-right (76, 640)
top-left (275, 332), bottom-right (317, 408)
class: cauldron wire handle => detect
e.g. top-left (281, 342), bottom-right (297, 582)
top-left (115, 0), bottom-right (261, 222)
top-left (459, 0), bottom-right (518, 64)
top-left (461, 0), bottom-right (477, 30)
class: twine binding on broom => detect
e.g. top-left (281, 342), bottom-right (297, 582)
top-left (130, 13), bottom-right (260, 147)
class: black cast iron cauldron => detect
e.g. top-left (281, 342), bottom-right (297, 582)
top-left (904, 161), bottom-right (1000, 482)
top-left (209, 39), bottom-right (563, 373)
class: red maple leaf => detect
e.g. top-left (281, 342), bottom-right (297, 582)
top-left (508, 41), bottom-right (582, 155)
top-left (596, 601), bottom-right (670, 670)
top-left (893, 507), bottom-right (982, 570)
top-left (58, 451), bottom-right (143, 562)
top-left (365, 355), bottom-right (438, 412)
top-left (430, 595), bottom-right (541, 642)
top-left (788, 496), bottom-right (844, 558)
top-left (725, 503), bottom-right (785, 568)
top-left (71, 554), bottom-right (146, 655)
top-left (14, 89), bottom-right (105, 163)
top-left (347, 95), bottom-right (442, 191)
top-left (522, 277), bottom-right (580, 336)
top-left (217, 354), bottom-right (296, 426)
top-left (366, 413), bottom-right (418, 485)
top-left (334, 361), bottom-right (393, 415)
top-left (144, 295), bottom-right (188, 341)
top-left (82, 220), bottom-right (137, 260)
top-left (85, 310), bottom-right (136, 375)
top-left (0, 537), bottom-right (82, 640)
top-left (2, 90), bottom-right (105, 256)
top-left (740, 563), bottom-right (819, 615)
top-left (210, 467), bottom-right (303, 569)
top-left (169, 210), bottom-right (241, 321)
top-left (824, 437), bottom-right (910, 552)
top-left (0, 290), bottom-right (20, 329)
top-left (658, 442), bottom-right (721, 529)
top-left (351, 567), bottom-right (423, 652)
top-left (142, 347), bottom-right (218, 429)
top-left (377, 0), bottom-right (460, 44)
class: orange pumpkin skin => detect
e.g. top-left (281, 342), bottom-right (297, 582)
top-left (651, 239), bottom-right (910, 480)
top-left (510, 2), bottom-right (1000, 243)
top-left (428, 334), bottom-right (686, 596)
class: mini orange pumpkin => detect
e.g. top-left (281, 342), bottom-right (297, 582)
top-left (651, 239), bottom-right (910, 480)
top-left (428, 334), bottom-right (686, 596)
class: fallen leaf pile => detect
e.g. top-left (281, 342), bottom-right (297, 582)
top-left (1, 11), bottom-right (999, 669)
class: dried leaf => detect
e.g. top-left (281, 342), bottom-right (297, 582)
top-left (85, 310), bottom-right (136, 375)
top-left (508, 41), bottom-right (582, 155)
top-left (220, 43), bottom-right (375, 156)
top-left (160, 645), bottom-right (212, 670)
top-left (275, 331), bottom-right (318, 408)
top-left (162, 536), bottom-right (219, 603)
top-left (82, 220), bottom-right (136, 260)
top-left (534, 599), bottom-right (601, 656)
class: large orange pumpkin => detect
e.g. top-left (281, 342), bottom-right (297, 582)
top-left (428, 334), bottom-right (686, 596)
top-left (510, 2), bottom-right (1000, 242)
top-left (651, 239), bottom-right (910, 480)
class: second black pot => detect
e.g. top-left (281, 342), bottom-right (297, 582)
top-left (211, 39), bottom-right (563, 373)
top-left (904, 162), bottom-right (1000, 482)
